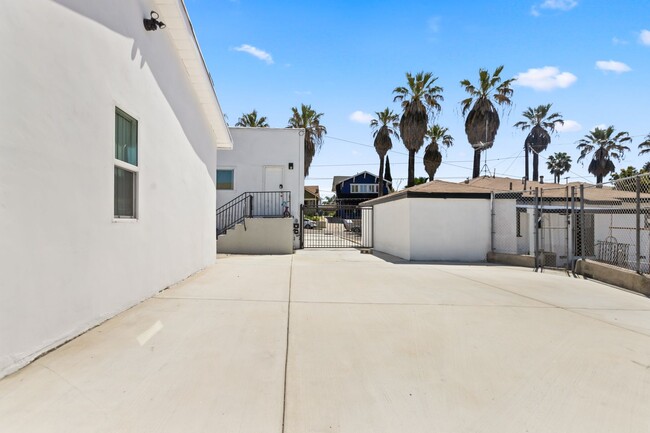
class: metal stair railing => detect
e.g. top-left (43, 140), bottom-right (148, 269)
top-left (216, 192), bottom-right (252, 236)
top-left (216, 191), bottom-right (292, 237)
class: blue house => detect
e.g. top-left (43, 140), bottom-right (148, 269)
top-left (332, 171), bottom-right (391, 206)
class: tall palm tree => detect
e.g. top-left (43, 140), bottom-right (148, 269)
top-left (288, 104), bottom-right (327, 176)
top-left (576, 126), bottom-right (631, 185)
top-left (513, 104), bottom-right (563, 181)
top-left (370, 108), bottom-right (399, 197)
top-left (460, 66), bottom-right (516, 178)
top-left (423, 125), bottom-right (454, 181)
top-left (393, 72), bottom-right (443, 187)
top-left (384, 156), bottom-right (393, 191)
top-left (637, 133), bottom-right (650, 156)
top-left (546, 152), bottom-right (572, 183)
top-left (235, 110), bottom-right (269, 127)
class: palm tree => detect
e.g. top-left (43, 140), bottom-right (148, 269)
top-left (288, 104), bottom-right (327, 176)
top-left (637, 133), bottom-right (650, 157)
top-left (423, 125), bottom-right (454, 181)
top-left (384, 156), bottom-right (394, 191)
top-left (235, 110), bottom-right (269, 127)
top-left (370, 108), bottom-right (399, 197)
top-left (576, 126), bottom-right (631, 185)
top-left (546, 152), bottom-right (572, 183)
top-left (513, 104), bottom-right (563, 181)
top-left (393, 72), bottom-right (443, 187)
top-left (460, 66), bottom-right (516, 178)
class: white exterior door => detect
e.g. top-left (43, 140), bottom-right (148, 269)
top-left (261, 166), bottom-right (284, 216)
top-left (264, 166), bottom-right (284, 191)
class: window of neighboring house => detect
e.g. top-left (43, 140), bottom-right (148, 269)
top-left (217, 169), bottom-right (234, 190)
top-left (114, 108), bottom-right (138, 219)
top-left (350, 183), bottom-right (378, 194)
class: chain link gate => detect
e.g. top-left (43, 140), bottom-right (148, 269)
top-left (300, 203), bottom-right (373, 248)
top-left (490, 173), bottom-right (650, 274)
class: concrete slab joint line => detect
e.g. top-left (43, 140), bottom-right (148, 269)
top-left (1, 250), bottom-right (650, 433)
top-left (281, 254), bottom-right (294, 433)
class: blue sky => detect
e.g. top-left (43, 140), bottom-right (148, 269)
top-left (186, 0), bottom-right (650, 195)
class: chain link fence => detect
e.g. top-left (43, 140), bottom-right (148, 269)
top-left (490, 173), bottom-right (650, 273)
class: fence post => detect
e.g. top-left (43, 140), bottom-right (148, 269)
top-left (580, 184), bottom-right (585, 262)
top-left (565, 185), bottom-right (570, 271)
top-left (537, 188), bottom-right (546, 270)
top-left (490, 191), bottom-right (495, 252)
top-left (570, 186), bottom-right (576, 270)
top-left (534, 187), bottom-right (539, 271)
top-left (636, 175), bottom-right (641, 274)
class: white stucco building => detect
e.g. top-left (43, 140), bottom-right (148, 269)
top-left (0, 0), bottom-right (231, 378)
top-left (365, 181), bottom-right (492, 262)
top-left (217, 127), bottom-right (305, 252)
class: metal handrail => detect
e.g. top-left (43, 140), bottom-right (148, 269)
top-left (216, 191), bottom-right (291, 237)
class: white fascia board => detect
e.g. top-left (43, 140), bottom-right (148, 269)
top-left (154, 0), bottom-right (233, 149)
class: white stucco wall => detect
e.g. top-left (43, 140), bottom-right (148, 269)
top-left (408, 199), bottom-right (491, 261)
top-left (217, 128), bottom-right (305, 248)
top-left (0, 1), bottom-right (225, 377)
top-left (372, 199), bottom-right (411, 260)
top-left (218, 218), bottom-right (294, 254)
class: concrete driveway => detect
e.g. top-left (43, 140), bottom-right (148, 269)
top-left (1, 250), bottom-right (649, 433)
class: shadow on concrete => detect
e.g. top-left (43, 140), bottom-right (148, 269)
top-left (370, 250), bottom-right (500, 267)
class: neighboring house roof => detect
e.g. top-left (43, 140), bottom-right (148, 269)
top-left (465, 176), bottom-right (650, 204)
top-left (331, 171), bottom-right (392, 191)
top-left (331, 176), bottom-right (350, 192)
top-left (363, 180), bottom-right (492, 206)
top-left (155, 0), bottom-right (232, 149)
top-left (305, 185), bottom-right (320, 199)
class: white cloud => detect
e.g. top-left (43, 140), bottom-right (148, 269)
top-left (640, 30), bottom-right (650, 45)
top-left (596, 60), bottom-right (631, 73)
top-left (233, 44), bottom-right (273, 64)
top-left (540, 0), bottom-right (578, 10)
top-left (514, 66), bottom-right (577, 91)
top-left (349, 111), bottom-right (373, 124)
top-left (294, 90), bottom-right (312, 96)
top-left (612, 37), bottom-right (628, 45)
top-left (531, 0), bottom-right (577, 15)
top-left (555, 120), bottom-right (581, 133)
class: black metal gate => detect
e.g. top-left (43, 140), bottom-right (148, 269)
top-left (300, 204), bottom-right (373, 248)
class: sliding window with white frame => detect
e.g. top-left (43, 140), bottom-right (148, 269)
top-left (114, 108), bottom-right (138, 219)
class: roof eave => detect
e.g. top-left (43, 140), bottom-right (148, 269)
top-left (154, 0), bottom-right (233, 150)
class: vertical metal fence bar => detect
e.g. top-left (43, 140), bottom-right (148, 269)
top-left (539, 188), bottom-right (546, 270)
top-left (490, 191), bottom-right (495, 252)
top-left (636, 175), bottom-right (641, 274)
top-left (570, 186), bottom-right (576, 270)
top-left (565, 186), bottom-right (570, 271)
top-left (534, 187), bottom-right (539, 271)
top-left (580, 184), bottom-right (585, 262)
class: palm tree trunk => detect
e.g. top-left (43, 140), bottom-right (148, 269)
top-left (407, 150), bottom-right (415, 187)
top-left (524, 145), bottom-right (529, 180)
top-left (596, 174), bottom-right (603, 186)
top-left (532, 153), bottom-right (539, 182)
top-left (472, 149), bottom-right (481, 178)
top-left (378, 155), bottom-right (385, 197)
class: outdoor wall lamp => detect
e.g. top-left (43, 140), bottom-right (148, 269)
top-left (143, 11), bottom-right (166, 31)
top-left (288, 162), bottom-right (294, 170)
